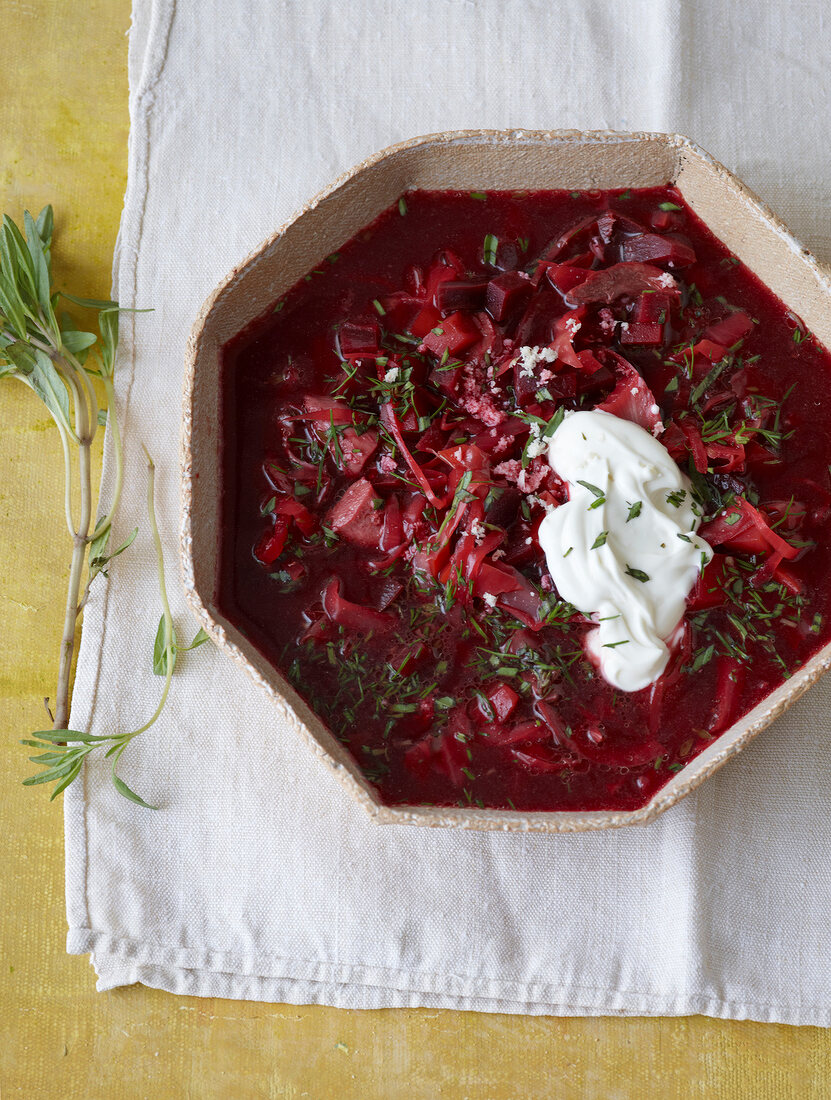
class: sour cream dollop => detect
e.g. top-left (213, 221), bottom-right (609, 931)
top-left (538, 410), bottom-right (713, 692)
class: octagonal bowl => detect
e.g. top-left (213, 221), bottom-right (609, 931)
top-left (182, 128), bottom-right (831, 833)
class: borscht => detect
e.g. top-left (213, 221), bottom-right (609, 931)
top-left (220, 187), bottom-right (831, 812)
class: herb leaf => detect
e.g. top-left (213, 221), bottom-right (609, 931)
top-left (625, 565), bottom-right (650, 583)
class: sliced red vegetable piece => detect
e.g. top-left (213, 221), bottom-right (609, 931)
top-left (421, 311), bottom-right (481, 357)
top-left (321, 577), bottom-right (395, 633)
top-left (485, 682), bottom-right (519, 723)
top-left (705, 439), bottom-right (745, 473)
top-left (374, 577), bottom-right (403, 610)
top-left (565, 261), bottom-right (674, 306)
top-left (254, 516), bottom-right (290, 565)
top-left (380, 403), bottom-right (446, 507)
top-left (473, 559), bottom-right (523, 598)
top-left (535, 699), bottom-right (573, 745)
top-left (543, 263), bottom-right (592, 297)
top-left (436, 278), bottom-right (489, 313)
top-left (650, 208), bottom-right (683, 231)
top-left (620, 232), bottom-right (696, 266)
top-left (338, 322), bottom-right (381, 357)
top-left (485, 271), bottom-right (533, 322)
top-left (620, 322), bottom-right (664, 346)
top-left (594, 349), bottom-right (663, 435)
top-left (549, 307), bottom-right (587, 370)
top-left (379, 494), bottom-right (405, 552)
top-left (492, 566), bottom-right (544, 627)
top-left (510, 744), bottom-right (567, 773)
top-left (687, 555), bottom-right (728, 611)
top-left (408, 304), bottom-right (441, 338)
top-left (703, 311), bottom-right (753, 347)
top-left (632, 290), bottom-right (674, 323)
top-left (273, 497), bottom-right (316, 536)
top-left (700, 496), bottom-right (800, 559)
top-left (326, 477), bottom-right (384, 548)
top-left (424, 250), bottom-right (466, 305)
top-left (338, 426), bottom-right (378, 475)
top-left (692, 338), bottom-right (728, 363)
top-left (678, 419), bottom-right (708, 473)
top-left (301, 395), bottom-right (354, 424)
top-left (480, 721), bottom-right (548, 746)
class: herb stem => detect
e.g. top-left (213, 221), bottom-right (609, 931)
top-left (143, 446), bottom-right (174, 668)
top-left (126, 447), bottom-right (174, 740)
top-left (54, 441), bottom-right (92, 730)
top-left (94, 373), bottom-right (124, 541)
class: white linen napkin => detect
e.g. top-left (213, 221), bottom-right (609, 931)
top-left (65, 0), bottom-right (831, 1023)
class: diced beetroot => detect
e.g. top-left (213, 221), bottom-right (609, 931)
top-left (434, 714), bottom-right (472, 786)
top-left (473, 417), bottom-right (528, 455)
top-left (621, 233), bottom-right (696, 267)
top-left (338, 322), bottom-right (381, 357)
top-left (544, 263), bottom-right (592, 297)
top-left (254, 516), bottom-right (290, 564)
top-left (473, 559), bottom-right (523, 599)
top-left (513, 289), bottom-right (561, 346)
top-left (422, 252), bottom-right (466, 309)
top-left (321, 577), bottom-right (396, 633)
top-left (302, 395), bottom-right (354, 424)
top-left (692, 338), bottom-right (728, 363)
top-left (377, 291), bottom-right (422, 333)
top-left (429, 360), bottom-right (465, 397)
top-left (408, 304), bottom-right (441, 338)
top-left (703, 311), bottom-right (754, 347)
top-left (273, 497), bottom-right (316, 536)
top-left (594, 349), bottom-right (663, 435)
top-left (421, 311), bottom-right (481, 357)
top-left (620, 322), bottom-right (664, 346)
top-left (337, 427), bottom-right (378, 475)
top-left (632, 291), bottom-right (674, 323)
top-left (327, 477), bottom-right (384, 548)
top-left (687, 555), bottom-right (728, 611)
top-left (650, 208), bottom-right (682, 231)
top-left (575, 349), bottom-right (604, 375)
top-left (436, 279), bottom-right (489, 313)
top-left (565, 261), bottom-right (673, 306)
top-left (485, 682), bottom-right (519, 723)
top-left (485, 271), bottom-right (533, 322)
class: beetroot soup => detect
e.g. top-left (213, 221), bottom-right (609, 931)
top-left (219, 187), bottom-right (831, 812)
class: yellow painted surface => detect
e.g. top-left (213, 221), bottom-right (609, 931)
top-left (0, 3), bottom-right (829, 1097)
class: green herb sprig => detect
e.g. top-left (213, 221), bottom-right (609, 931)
top-left (1, 206), bottom-right (207, 805)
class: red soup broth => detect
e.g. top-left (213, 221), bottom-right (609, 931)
top-left (219, 187), bottom-right (831, 812)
